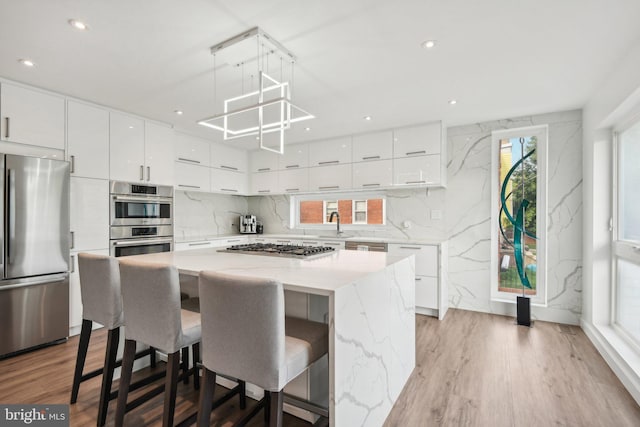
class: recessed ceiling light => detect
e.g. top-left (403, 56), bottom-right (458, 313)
top-left (69, 19), bottom-right (89, 31)
top-left (364, 116), bottom-right (372, 121)
top-left (305, 127), bottom-right (311, 131)
top-left (448, 99), bottom-right (457, 105)
top-left (128, 126), bottom-right (134, 129)
top-left (18, 59), bottom-right (35, 67)
top-left (421, 40), bottom-right (436, 49)
top-left (174, 110), bottom-right (184, 115)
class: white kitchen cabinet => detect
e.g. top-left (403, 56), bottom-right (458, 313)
top-left (210, 167), bottom-right (247, 194)
top-left (393, 122), bottom-right (442, 158)
top-left (67, 101), bottom-right (109, 179)
top-left (70, 177), bottom-right (110, 251)
top-left (69, 249), bottom-right (109, 334)
top-left (250, 170), bottom-right (279, 195)
top-left (388, 243), bottom-right (447, 320)
top-left (144, 122), bottom-right (175, 186)
top-left (278, 168), bottom-right (309, 194)
top-left (175, 240), bottom-right (215, 251)
top-left (175, 132), bottom-right (211, 167)
top-left (393, 154), bottom-right (441, 186)
top-left (308, 164), bottom-right (352, 191)
top-left (250, 149), bottom-right (280, 173)
top-left (175, 162), bottom-right (210, 192)
top-left (210, 142), bottom-right (247, 173)
top-left (352, 130), bottom-right (393, 162)
top-left (352, 159), bottom-right (392, 189)
top-left (321, 240), bottom-right (345, 249)
top-left (208, 236), bottom-right (247, 247)
top-left (0, 83), bottom-right (65, 149)
top-left (109, 112), bottom-right (145, 182)
top-left (308, 137), bottom-right (351, 166)
top-left (278, 143), bottom-right (309, 169)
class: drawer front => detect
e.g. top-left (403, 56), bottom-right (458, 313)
top-left (389, 244), bottom-right (438, 277)
top-left (415, 276), bottom-right (438, 309)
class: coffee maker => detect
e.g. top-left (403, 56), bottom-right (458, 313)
top-left (239, 215), bottom-right (257, 234)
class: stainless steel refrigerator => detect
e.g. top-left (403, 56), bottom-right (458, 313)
top-left (0, 154), bottom-right (70, 358)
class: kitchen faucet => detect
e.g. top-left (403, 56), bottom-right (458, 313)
top-left (329, 211), bottom-right (343, 235)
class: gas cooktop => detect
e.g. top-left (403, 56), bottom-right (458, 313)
top-left (218, 243), bottom-right (336, 260)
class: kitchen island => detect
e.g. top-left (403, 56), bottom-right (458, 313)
top-left (127, 248), bottom-right (415, 427)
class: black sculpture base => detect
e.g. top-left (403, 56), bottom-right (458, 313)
top-left (516, 296), bottom-right (531, 327)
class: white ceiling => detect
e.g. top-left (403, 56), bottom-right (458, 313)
top-left (1, 0), bottom-right (639, 149)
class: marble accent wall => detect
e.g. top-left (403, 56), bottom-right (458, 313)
top-left (446, 110), bottom-right (583, 324)
top-left (173, 190), bottom-right (248, 241)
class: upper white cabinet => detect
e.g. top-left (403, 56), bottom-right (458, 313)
top-left (353, 159), bottom-right (393, 189)
top-left (352, 131), bottom-right (393, 162)
top-left (70, 177), bottom-right (110, 251)
top-left (393, 155), bottom-right (441, 186)
top-left (175, 162), bottom-right (210, 192)
top-left (175, 132), bottom-right (211, 167)
top-left (278, 168), bottom-right (309, 194)
top-left (278, 143), bottom-right (308, 169)
top-left (210, 142), bottom-right (247, 173)
top-left (110, 113), bottom-right (174, 185)
top-left (308, 137), bottom-right (351, 166)
top-left (250, 170), bottom-right (278, 194)
top-left (109, 112), bottom-right (145, 182)
top-left (393, 122), bottom-right (442, 158)
top-left (250, 149), bottom-right (280, 173)
top-left (210, 167), bottom-right (247, 194)
top-left (0, 83), bottom-right (65, 149)
top-left (308, 164), bottom-right (351, 191)
top-left (144, 122), bottom-right (174, 186)
top-left (67, 100), bottom-right (109, 179)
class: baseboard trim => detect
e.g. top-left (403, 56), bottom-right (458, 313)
top-left (581, 319), bottom-right (640, 406)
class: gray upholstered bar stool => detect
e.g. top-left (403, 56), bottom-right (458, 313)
top-left (115, 259), bottom-right (201, 427)
top-left (196, 271), bottom-right (329, 427)
top-left (70, 253), bottom-right (158, 427)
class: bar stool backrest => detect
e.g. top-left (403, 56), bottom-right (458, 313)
top-left (78, 253), bottom-right (124, 330)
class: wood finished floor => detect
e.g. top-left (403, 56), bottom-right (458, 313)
top-left (1, 309), bottom-right (639, 426)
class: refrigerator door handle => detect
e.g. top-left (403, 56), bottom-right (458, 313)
top-left (6, 169), bottom-right (15, 265)
top-left (0, 273), bottom-right (68, 291)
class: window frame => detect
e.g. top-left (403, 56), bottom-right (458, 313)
top-left (291, 191), bottom-right (386, 230)
top-left (490, 125), bottom-right (548, 306)
top-left (352, 200), bottom-right (368, 224)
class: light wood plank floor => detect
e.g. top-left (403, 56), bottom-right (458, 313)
top-left (1, 309), bottom-right (639, 426)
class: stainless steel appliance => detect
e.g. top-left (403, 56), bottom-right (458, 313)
top-left (239, 215), bottom-right (257, 234)
top-left (0, 154), bottom-right (70, 358)
top-left (110, 181), bottom-right (174, 257)
top-left (219, 243), bottom-right (335, 259)
top-left (345, 240), bottom-right (388, 252)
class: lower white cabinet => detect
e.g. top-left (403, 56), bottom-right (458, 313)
top-left (174, 241), bottom-right (215, 251)
top-left (210, 167), bottom-right (247, 194)
top-left (393, 154), bottom-right (442, 186)
top-left (388, 242), bottom-right (448, 320)
top-left (352, 159), bottom-right (392, 189)
top-left (69, 249), bottom-right (109, 334)
top-left (175, 162), bottom-right (210, 192)
top-left (70, 177), bottom-right (109, 251)
top-left (321, 240), bottom-right (345, 250)
top-left (308, 164), bottom-right (351, 192)
top-left (250, 171), bottom-right (278, 195)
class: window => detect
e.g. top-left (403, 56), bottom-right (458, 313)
top-left (491, 126), bottom-right (547, 305)
top-left (295, 194), bottom-right (385, 228)
top-left (613, 119), bottom-right (640, 346)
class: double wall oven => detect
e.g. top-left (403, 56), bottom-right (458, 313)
top-left (110, 181), bottom-right (173, 257)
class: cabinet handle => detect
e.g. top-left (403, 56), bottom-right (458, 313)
top-left (285, 164), bottom-right (300, 169)
top-left (277, 240), bottom-right (291, 244)
top-left (406, 150), bottom-right (426, 156)
top-left (70, 255), bottom-right (75, 273)
top-left (139, 165), bottom-right (144, 181)
top-left (258, 190), bottom-right (271, 193)
top-left (147, 166), bottom-right (151, 182)
top-left (221, 165), bottom-right (238, 171)
top-left (319, 160), bottom-right (339, 165)
top-left (188, 242), bottom-right (210, 246)
top-left (362, 183), bottom-right (380, 187)
top-left (227, 239), bottom-right (241, 243)
top-left (257, 167), bottom-right (271, 172)
top-left (285, 188), bottom-right (300, 192)
top-left (319, 185), bottom-right (339, 190)
top-left (70, 155), bottom-right (75, 174)
top-left (221, 188), bottom-right (238, 192)
top-left (178, 184), bottom-right (200, 189)
top-left (302, 241), bottom-right (319, 245)
top-left (362, 156), bottom-right (380, 160)
top-left (406, 180), bottom-right (427, 185)
top-left (70, 231), bottom-right (75, 249)
top-left (399, 246), bottom-right (421, 250)
top-left (178, 158), bottom-right (201, 164)
top-left (324, 242), bottom-right (340, 246)
top-left (415, 277), bottom-right (422, 281)
top-left (4, 117), bottom-right (9, 139)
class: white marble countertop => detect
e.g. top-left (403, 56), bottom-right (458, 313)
top-left (175, 233), bottom-right (444, 246)
top-left (124, 248), bottom-right (411, 296)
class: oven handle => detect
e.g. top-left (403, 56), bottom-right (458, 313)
top-left (112, 238), bottom-right (174, 247)
top-left (112, 195), bottom-right (173, 203)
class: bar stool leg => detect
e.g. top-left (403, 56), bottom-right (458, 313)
top-left (181, 347), bottom-right (189, 385)
top-left (164, 351), bottom-right (181, 427)
top-left (114, 339), bottom-right (136, 427)
top-left (70, 319), bottom-right (92, 404)
top-left (196, 368), bottom-right (216, 427)
top-left (192, 343), bottom-right (200, 390)
top-left (97, 327), bottom-right (120, 427)
top-left (264, 390), bottom-right (270, 422)
top-left (239, 380), bottom-right (247, 410)
top-left (150, 347), bottom-right (157, 368)
top-left (269, 391), bottom-right (284, 427)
